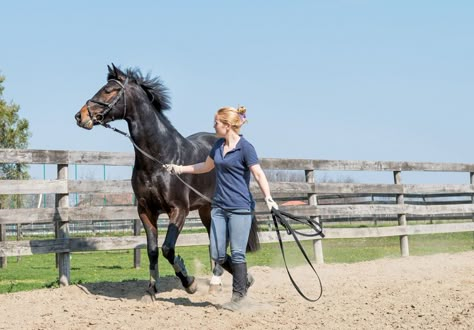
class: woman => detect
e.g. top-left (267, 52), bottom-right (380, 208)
top-left (165, 106), bottom-right (278, 311)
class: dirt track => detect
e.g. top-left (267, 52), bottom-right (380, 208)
top-left (1, 251), bottom-right (473, 329)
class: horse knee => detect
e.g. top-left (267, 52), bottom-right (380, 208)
top-left (161, 244), bottom-right (175, 264)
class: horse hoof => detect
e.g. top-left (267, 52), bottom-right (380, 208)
top-left (145, 284), bottom-right (158, 301)
top-left (208, 283), bottom-right (223, 295)
top-left (185, 278), bottom-right (197, 294)
top-left (141, 292), bottom-right (156, 303)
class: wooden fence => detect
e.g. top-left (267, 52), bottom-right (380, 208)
top-left (1, 149), bottom-right (474, 286)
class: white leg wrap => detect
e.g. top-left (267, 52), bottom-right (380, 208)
top-left (150, 266), bottom-right (159, 285)
top-left (210, 275), bottom-right (222, 285)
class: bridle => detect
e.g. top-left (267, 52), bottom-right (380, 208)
top-left (86, 78), bottom-right (129, 124)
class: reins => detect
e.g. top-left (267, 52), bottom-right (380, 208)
top-left (270, 208), bottom-right (324, 302)
top-left (102, 123), bottom-right (213, 203)
top-left (96, 86), bottom-right (324, 302)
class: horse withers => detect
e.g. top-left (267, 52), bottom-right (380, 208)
top-left (74, 64), bottom-right (260, 297)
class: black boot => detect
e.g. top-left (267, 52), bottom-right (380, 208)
top-left (221, 256), bottom-right (255, 290)
top-left (222, 262), bottom-right (249, 311)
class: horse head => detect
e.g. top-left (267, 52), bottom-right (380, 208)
top-left (75, 64), bottom-right (129, 129)
top-left (75, 64), bottom-right (171, 130)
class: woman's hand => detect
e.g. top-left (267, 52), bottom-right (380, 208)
top-left (164, 164), bottom-right (183, 175)
top-left (265, 196), bottom-right (279, 211)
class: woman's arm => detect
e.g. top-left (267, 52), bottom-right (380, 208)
top-left (165, 156), bottom-right (215, 174)
top-left (250, 164), bottom-right (271, 197)
top-left (250, 164), bottom-right (278, 210)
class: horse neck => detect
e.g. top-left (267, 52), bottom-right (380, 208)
top-left (125, 100), bottom-right (189, 164)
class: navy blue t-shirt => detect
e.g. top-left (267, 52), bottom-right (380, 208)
top-left (209, 136), bottom-right (259, 209)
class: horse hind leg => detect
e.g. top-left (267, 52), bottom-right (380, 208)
top-left (198, 205), bottom-right (224, 293)
top-left (162, 220), bottom-right (197, 294)
top-left (208, 263), bottom-right (224, 294)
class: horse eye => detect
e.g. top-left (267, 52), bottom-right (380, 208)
top-left (104, 87), bottom-right (113, 94)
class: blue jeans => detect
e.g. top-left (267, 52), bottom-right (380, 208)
top-left (210, 207), bottom-right (252, 264)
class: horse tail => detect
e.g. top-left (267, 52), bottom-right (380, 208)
top-left (246, 214), bottom-right (261, 252)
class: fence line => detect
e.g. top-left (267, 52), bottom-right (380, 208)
top-left (1, 148), bottom-right (474, 285)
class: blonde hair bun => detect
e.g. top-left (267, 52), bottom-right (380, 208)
top-left (236, 106), bottom-right (247, 115)
top-left (236, 106), bottom-right (247, 124)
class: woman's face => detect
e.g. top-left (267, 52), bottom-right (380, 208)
top-left (213, 115), bottom-right (228, 137)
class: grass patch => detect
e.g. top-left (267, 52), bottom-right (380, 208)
top-left (1, 232), bottom-right (472, 294)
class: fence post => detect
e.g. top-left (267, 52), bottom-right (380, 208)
top-left (470, 172), bottom-right (474, 210)
top-left (56, 163), bottom-right (70, 286)
top-left (0, 222), bottom-right (6, 268)
top-left (133, 219), bottom-right (141, 269)
top-left (305, 169), bottom-right (324, 264)
top-left (470, 173), bottom-right (474, 238)
top-left (394, 171), bottom-right (409, 257)
top-left (131, 193), bottom-right (141, 269)
top-left (16, 224), bottom-right (21, 262)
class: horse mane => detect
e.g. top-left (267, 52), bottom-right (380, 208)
top-left (107, 66), bottom-right (171, 113)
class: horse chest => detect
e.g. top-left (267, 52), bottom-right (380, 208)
top-left (133, 174), bottom-right (164, 199)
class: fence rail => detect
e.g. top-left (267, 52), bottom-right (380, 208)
top-left (1, 148), bottom-right (474, 285)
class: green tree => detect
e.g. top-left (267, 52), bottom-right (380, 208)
top-left (0, 73), bottom-right (31, 209)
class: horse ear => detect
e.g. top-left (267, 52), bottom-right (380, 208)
top-left (112, 63), bottom-right (120, 77)
top-left (107, 64), bottom-right (116, 80)
top-left (107, 63), bottom-right (126, 81)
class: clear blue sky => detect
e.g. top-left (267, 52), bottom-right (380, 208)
top-left (1, 1), bottom-right (473, 181)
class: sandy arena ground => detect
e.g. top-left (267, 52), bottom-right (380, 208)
top-left (0, 251), bottom-right (473, 329)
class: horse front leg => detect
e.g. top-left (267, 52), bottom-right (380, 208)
top-left (137, 198), bottom-right (160, 296)
top-left (162, 208), bottom-right (197, 294)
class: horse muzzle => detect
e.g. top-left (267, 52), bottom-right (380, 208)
top-left (75, 106), bottom-right (94, 130)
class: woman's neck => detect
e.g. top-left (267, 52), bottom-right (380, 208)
top-left (224, 131), bottom-right (240, 147)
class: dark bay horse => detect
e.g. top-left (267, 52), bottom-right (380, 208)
top-left (75, 64), bottom-right (259, 296)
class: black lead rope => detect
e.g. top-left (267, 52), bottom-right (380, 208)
top-left (102, 122), bottom-right (325, 301)
top-left (271, 208), bottom-right (325, 302)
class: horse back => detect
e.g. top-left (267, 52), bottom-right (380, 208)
top-left (186, 132), bottom-right (218, 149)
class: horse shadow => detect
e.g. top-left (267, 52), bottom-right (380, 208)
top-left (77, 276), bottom-right (217, 307)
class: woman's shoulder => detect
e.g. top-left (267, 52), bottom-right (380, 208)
top-left (239, 136), bottom-right (255, 148)
top-left (238, 137), bottom-right (258, 156)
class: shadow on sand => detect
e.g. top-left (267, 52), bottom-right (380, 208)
top-left (75, 276), bottom-right (216, 308)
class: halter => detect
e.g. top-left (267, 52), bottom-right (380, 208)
top-left (86, 78), bottom-right (129, 124)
